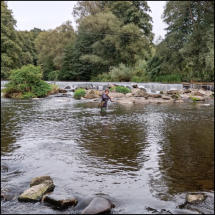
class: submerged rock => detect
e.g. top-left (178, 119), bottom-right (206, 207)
top-left (82, 197), bottom-right (114, 214)
top-left (186, 193), bottom-right (206, 204)
top-left (43, 193), bottom-right (77, 209)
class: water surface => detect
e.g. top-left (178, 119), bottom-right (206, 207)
top-left (1, 95), bottom-right (214, 214)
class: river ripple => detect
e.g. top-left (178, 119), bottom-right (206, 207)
top-left (1, 96), bottom-right (214, 214)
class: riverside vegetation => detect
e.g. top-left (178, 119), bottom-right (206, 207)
top-left (2, 65), bottom-right (59, 99)
top-left (1, 1), bottom-right (214, 83)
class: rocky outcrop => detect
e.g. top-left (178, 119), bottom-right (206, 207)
top-left (132, 88), bottom-right (147, 97)
top-left (43, 193), bottom-right (77, 209)
top-left (82, 197), bottom-right (114, 214)
top-left (84, 90), bottom-right (100, 99)
top-left (18, 176), bottom-right (55, 202)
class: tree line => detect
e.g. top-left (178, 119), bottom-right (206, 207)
top-left (1, 1), bottom-right (214, 82)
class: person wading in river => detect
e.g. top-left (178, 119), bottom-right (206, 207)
top-left (99, 88), bottom-right (113, 112)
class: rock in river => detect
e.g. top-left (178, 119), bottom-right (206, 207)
top-left (82, 197), bottom-right (114, 214)
top-left (30, 176), bottom-right (53, 187)
top-left (43, 192), bottom-right (77, 209)
top-left (132, 88), bottom-right (147, 97)
top-left (18, 176), bottom-right (55, 202)
top-left (186, 193), bottom-right (206, 204)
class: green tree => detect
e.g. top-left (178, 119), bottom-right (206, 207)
top-left (61, 12), bottom-right (152, 81)
top-left (1, 1), bottom-right (22, 79)
top-left (35, 21), bottom-right (76, 80)
top-left (149, 1), bottom-right (214, 82)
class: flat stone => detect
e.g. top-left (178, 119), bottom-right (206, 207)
top-left (162, 96), bottom-right (171, 100)
top-left (167, 90), bottom-right (180, 95)
top-left (148, 94), bottom-right (162, 98)
top-left (186, 193), bottom-right (206, 204)
top-left (30, 176), bottom-right (53, 187)
top-left (43, 193), bottom-right (77, 209)
top-left (18, 180), bottom-right (55, 202)
top-left (82, 197), bottom-right (114, 214)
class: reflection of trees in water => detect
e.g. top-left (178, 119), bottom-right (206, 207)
top-left (78, 120), bottom-right (147, 171)
top-left (1, 100), bottom-right (34, 155)
top-left (158, 119), bottom-right (214, 196)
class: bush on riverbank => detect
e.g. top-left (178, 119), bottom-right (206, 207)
top-left (74, 88), bottom-right (86, 99)
top-left (3, 64), bottom-right (59, 99)
top-left (111, 86), bottom-right (131, 94)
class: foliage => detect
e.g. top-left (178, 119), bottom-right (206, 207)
top-left (1, 1), bottom-right (22, 79)
top-left (47, 70), bottom-right (60, 81)
top-left (61, 1), bottom-right (154, 81)
top-left (74, 88), bottom-right (86, 99)
top-left (35, 21), bottom-right (76, 80)
top-left (92, 60), bottom-right (150, 82)
top-left (148, 1), bottom-right (214, 82)
top-left (3, 64), bottom-right (53, 99)
top-left (114, 86), bottom-right (131, 94)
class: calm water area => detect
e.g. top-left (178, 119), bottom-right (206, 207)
top-left (1, 82), bottom-right (214, 214)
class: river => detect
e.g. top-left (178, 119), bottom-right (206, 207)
top-left (1, 82), bottom-right (214, 214)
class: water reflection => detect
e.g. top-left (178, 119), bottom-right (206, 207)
top-left (159, 117), bottom-right (214, 195)
top-left (78, 115), bottom-right (147, 171)
top-left (1, 96), bottom-right (214, 214)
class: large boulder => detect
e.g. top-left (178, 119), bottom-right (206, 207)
top-left (18, 180), bottom-right (55, 202)
top-left (132, 88), bottom-right (147, 97)
top-left (84, 90), bottom-right (100, 99)
top-left (82, 197), bottom-right (114, 214)
top-left (43, 193), bottom-right (77, 209)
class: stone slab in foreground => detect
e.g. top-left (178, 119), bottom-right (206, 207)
top-left (18, 176), bottom-right (55, 202)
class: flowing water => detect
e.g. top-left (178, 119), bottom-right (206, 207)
top-left (1, 83), bottom-right (214, 214)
